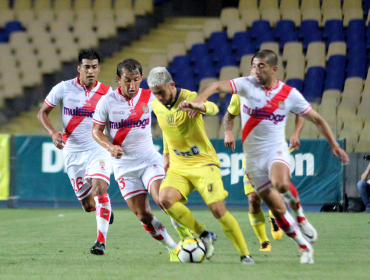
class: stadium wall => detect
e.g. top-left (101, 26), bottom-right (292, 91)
top-left (2, 136), bottom-right (345, 208)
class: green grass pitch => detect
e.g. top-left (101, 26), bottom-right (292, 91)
top-left (1, 208), bottom-right (369, 280)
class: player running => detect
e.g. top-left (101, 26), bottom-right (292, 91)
top-left (180, 49), bottom-right (349, 264)
top-left (92, 58), bottom-right (190, 262)
top-left (37, 50), bottom-right (113, 255)
top-left (224, 94), bottom-right (305, 251)
top-left (147, 67), bottom-right (255, 265)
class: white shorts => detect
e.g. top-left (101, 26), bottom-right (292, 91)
top-left (244, 142), bottom-right (292, 195)
top-left (64, 146), bottom-right (111, 200)
top-left (113, 152), bottom-right (165, 200)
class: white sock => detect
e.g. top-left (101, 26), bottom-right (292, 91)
top-left (94, 194), bottom-right (111, 245)
top-left (142, 215), bottom-right (177, 250)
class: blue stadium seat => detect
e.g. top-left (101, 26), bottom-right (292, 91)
top-left (347, 19), bottom-right (365, 44)
top-left (5, 21), bottom-right (23, 37)
top-left (212, 43), bottom-right (233, 62)
top-left (286, 79), bottom-right (303, 93)
top-left (175, 71), bottom-right (197, 91)
top-left (347, 59), bottom-right (366, 79)
top-left (256, 31), bottom-right (275, 49)
top-left (303, 67), bottom-right (325, 102)
top-left (275, 20), bottom-right (295, 39)
top-left (189, 43), bottom-right (209, 63)
top-left (279, 31), bottom-right (299, 49)
top-left (324, 55), bottom-right (346, 91)
top-left (216, 55), bottom-right (237, 73)
top-left (251, 20), bottom-right (270, 39)
top-left (324, 20), bottom-right (345, 46)
top-left (208, 93), bottom-right (220, 105)
top-left (218, 93), bottom-right (232, 118)
top-left (365, 0), bottom-right (370, 16)
top-left (141, 79), bottom-right (149, 89)
top-left (0, 31), bottom-right (7, 43)
top-left (348, 42), bottom-right (366, 61)
top-left (170, 55), bottom-right (191, 75)
top-left (235, 43), bottom-right (255, 62)
top-left (232, 31), bottom-right (252, 51)
top-left (208, 31), bottom-right (229, 52)
top-left (300, 20), bottom-right (322, 49)
top-left (194, 56), bottom-right (216, 83)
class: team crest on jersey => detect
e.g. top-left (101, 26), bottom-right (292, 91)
top-left (142, 105), bottom-right (149, 114)
top-left (277, 151), bottom-right (282, 156)
top-left (207, 184), bottom-right (213, 192)
top-left (167, 114), bottom-right (174, 125)
top-left (99, 160), bottom-right (105, 170)
top-left (278, 101), bottom-right (285, 109)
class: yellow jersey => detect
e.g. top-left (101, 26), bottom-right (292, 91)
top-left (227, 94), bottom-right (241, 116)
top-left (152, 88), bottom-right (220, 168)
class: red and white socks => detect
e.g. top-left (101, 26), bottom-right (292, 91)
top-left (142, 215), bottom-right (177, 250)
top-left (281, 183), bottom-right (306, 223)
top-left (94, 194), bottom-right (112, 245)
top-left (274, 211), bottom-right (312, 251)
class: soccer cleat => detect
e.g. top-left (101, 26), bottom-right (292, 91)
top-left (90, 241), bottom-right (105, 255)
top-left (298, 220), bottom-right (318, 243)
top-left (270, 216), bottom-right (283, 240)
top-left (175, 225), bottom-right (193, 240)
top-left (300, 247), bottom-right (314, 264)
top-left (259, 241), bottom-right (272, 251)
top-left (241, 255), bottom-right (255, 265)
top-left (109, 211), bottom-right (114, 225)
top-left (169, 248), bottom-right (180, 262)
top-left (200, 231), bottom-right (217, 260)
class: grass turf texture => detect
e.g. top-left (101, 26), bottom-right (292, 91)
top-left (1, 209), bottom-right (369, 280)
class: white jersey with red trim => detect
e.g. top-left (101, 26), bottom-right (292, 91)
top-left (44, 77), bottom-right (111, 153)
top-left (92, 87), bottom-right (157, 164)
top-left (229, 76), bottom-right (311, 157)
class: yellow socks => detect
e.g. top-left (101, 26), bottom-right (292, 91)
top-left (218, 211), bottom-right (250, 256)
top-left (166, 202), bottom-right (206, 236)
top-left (249, 211), bottom-right (269, 244)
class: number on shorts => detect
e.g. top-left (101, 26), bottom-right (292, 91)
top-left (71, 177), bottom-right (83, 192)
top-left (118, 178), bottom-right (125, 191)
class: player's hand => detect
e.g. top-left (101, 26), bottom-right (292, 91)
top-left (289, 135), bottom-right (300, 151)
top-left (332, 145), bottom-right (349, 165)
top-left (177, 100), bottom-right (205, 118)
top-left (108, 145), bottom-right (124, 159)
top-left (50, 131), bottom-right (65, 150)
top-left (224, 131), bottom-right (236, 152)
top-left (188, 109), bottom-right (200, 118)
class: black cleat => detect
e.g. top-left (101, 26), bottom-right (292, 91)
top-left (109, 211), bottom-right (114, 225)
top-left (90, 241), bottom-right (105, 255)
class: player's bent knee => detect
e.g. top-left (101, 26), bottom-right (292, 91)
top-left (273, 182), bottom-right (290, 193)
top-left (209, 201), bottom-right (227, 219)
top-left (92, 179), bottom-right (108, 196)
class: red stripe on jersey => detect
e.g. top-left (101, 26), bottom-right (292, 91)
top-left (229, 80), bottom-right (237, 94)
top-left (123, 189), bottom-right (147, 198)
top-left (44, 99), bottom-right (55, 108)
top-left (147, 174), bottom-right (165, 190)
top-left (86, 173), bottom-right (110, 182)
top-left (62, 83), bottom-right (110, 143)
top-left (112, 89), bottom-right (152, 146)
top-left (242, 84), bottom-right (292, 143)
top-left (77, 186), bottom-right (92, 199)
top-left (298, 106), bottom-right (312, 115)
top-left (92, 119), bottom-right (105, 126)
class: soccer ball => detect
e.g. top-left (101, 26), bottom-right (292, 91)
top-left (176, 237), bottom-right (206, 263)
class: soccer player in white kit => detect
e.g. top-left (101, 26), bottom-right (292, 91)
top-left (180, 50), bottom-right (349, 264)
top-left (92, 59), bottom-right (187, 262)
top-left (37, 50), bottom-right (113, 256)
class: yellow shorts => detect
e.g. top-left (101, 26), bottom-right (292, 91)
top-left (160, 165), bottom-right (228, 205)
top-left (243, 157), bottom-right (255, 195)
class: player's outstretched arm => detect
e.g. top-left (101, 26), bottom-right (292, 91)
top-left (92, 123), bottom-right (123, 159)
top-left (37, 103), bottom-right (65, 149)
top-left (195, 80), bottom-right (233, 103)
top-left (223, 112), bottom-right (237, 152)
top-left (289, 115), bottom-right (305, 151)
top-left (303, 109), bottom-right (349, 164)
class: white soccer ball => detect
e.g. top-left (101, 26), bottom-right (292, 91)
top-left (176, 237), bottom-right (206, 263)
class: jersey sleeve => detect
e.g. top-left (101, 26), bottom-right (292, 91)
top-left (187, 91), bottom-right (219, 116)
top-left (92, 96), bottom-right (108, 126)
top-left (227, 94), bottom-right (241, 116)
top-left (44, 81), bottom-right (64, 108)
top-left (230, 77), bottom-right (253, 99)
top-left (288, 88), bottom-right (312, 115)
top-left (163, 132), bottom-right (169, 153)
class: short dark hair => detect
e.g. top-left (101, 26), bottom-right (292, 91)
top-left (78, 49), bottom-right (100, 64)
top-left (116, 58), bottom-right (143, 77)
top-left (251, 49), bottom-right (278, 67)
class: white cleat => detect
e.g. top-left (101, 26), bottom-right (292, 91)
top-left (241, 255), bottom-right (255, 265)
top-left (298, 220), bottom-right (318, 243)
top-left (300, 247), bottom-right (314, 264)
top-left (200, 231), bottom-right (217, 260)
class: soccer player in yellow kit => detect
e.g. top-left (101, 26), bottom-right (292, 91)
top-left (226, 94), bottom-right (305, 251)
top-left (147, 67), bottom-right (255, 265)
